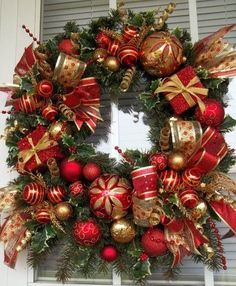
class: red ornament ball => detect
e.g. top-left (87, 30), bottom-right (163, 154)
top-left (35, 208), bottom-right (51, 224)
top-left (47, 186), bottom-right (66, 204)
top-left (69, 181), bottom-right (85, 197)
top-left (41, 105), bottom-right (58, 121)
top-left (89, 174), bottom-right (132, 220)
top-left (179, 189), bottom-right (199, 209)
top-left (195, 99), bottom-right (225, 127)
top-left (100, 245), bottom-right (119, 262)
top-left (96, 32), bottom-right (111, 49)
top-left (72, 219), bottom-right (102, 246)
top-left (22, 182), bottom-right (46, 205)
top-left (182, 168), bottom-right (202, 188)
top-left (117, 44), bottom-right (139, 66)
top-left (107, 39), bottom-right (121, 56)
top-left (149, 152), bottom-right (168, 172)
top-left (159, 170), bottom-right (181, 191)
top-left (83, 162), bottom-right (101, 181)
top-left (37, 80), bottom-right (53, 98)
top-left (58, 39), bottom-right (79, 55)
top-left (60, 159), bottom-right (82, 183)
top-left (141, 228), bottom-right (167, 257)
top-left (122, 25), bottom-right (138, 42)
top-left (19, 94), bottom-right (38, 113)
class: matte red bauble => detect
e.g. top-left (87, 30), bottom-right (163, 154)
top-left (35, 208), bottom-right (51, 224)
top-left (159, 170), bottom-right (181, 191)
top-left (96, 32), bottom-right (111, 49)
top-left (89, 174), bottom-right (132, 220)
top-left (141, 228), bottom-right (167, 257)
top-left (58, 39), bottom-right (79, 55)
top-left (195, 99), bottom-right (225, 127)
top-left (83, 162), bottom-right (101, 181)
top-left (100, 245), bottom-right (119, 262)
top-left (37, 80), bottom-right (53, 98)
top-left (47, 186), bottom-right (66, 204)
top-left (22, 182), bottom-right (46, 205)
top-left (72, 219), bottom-right (102, 246)
top-left (60, 159), bottom-right (82, 183)
top-left (140, 31), bottom-right (183, 77)
top-left (69, 181), bottom-right (85, 197)
top-left (149, 152), bottom-right (168, 172)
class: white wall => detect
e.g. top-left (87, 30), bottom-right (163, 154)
top-left (0, 0), bottom-right (41, 285)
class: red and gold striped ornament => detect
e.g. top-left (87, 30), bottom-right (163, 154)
top-left (117, 44), bottom-right (139, 66)
top-left (18, 94), bottom-right (38, 113)
top-left (122, 25), bottom-right (138, 42)
top-left (41, 105), bottom-right (58, 121)
top-left (72, 219), bottom-right (102, 246)
top-left (89, 174), bottom-right (132, 220)
top-left (35, 208), bottom-right (51, 224)
top-left (159, 170), bottom-right (181, 191)
top-left (107, 39), bottom-right (121, 56)
top-left (182, 168), bottom-right (202, 188)
top-left (22, 182), bottom-right (46, 205)
top-left (96, 32), bottom-right (111, 49)
top-left (179, 189), bottom-right (199, 208)
top-left (47, 186), bottom-right (66, 204)
top-left (37, 80), bottom-right (53, 98)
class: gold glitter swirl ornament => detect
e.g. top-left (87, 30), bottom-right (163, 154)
top-left (110, 218), bottom-right (136, 243)
top-left (140, 32), bottom-right (184, 77)
top-left (120, 66), bottom-right (136, 92)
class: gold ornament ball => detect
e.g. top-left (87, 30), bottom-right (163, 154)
top-left (168, 150), bottom-right (186, 171)
top-left (54, 202), bottom-right (73, 221)
top-left (191, 200), bottom-right (207, 220)
top-left (93, 48), bottom-right (108, 63)
top-left (140, 31), bottom-right (183, 77)
top-left (104, 56), bottom-right (121, 72)
top-left (111, 218), bottom-right (136, 243)
top-left (203, 243), bottom-right (215, 259)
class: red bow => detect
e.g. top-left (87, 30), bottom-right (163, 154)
top-left (63, 77), bottom-right (102, 133)
top-left (14, 43), bottom-right (36, 76)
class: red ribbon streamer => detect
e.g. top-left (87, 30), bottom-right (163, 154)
top-left (210, 199), bottom-right (236, 234)
top-left (63, 77), bottom-right (102, 133)
top-left (14, 43), bottom-right (36, 76)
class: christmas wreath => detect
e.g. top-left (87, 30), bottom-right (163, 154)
top-left (1, 2), bottom-right (236, 284)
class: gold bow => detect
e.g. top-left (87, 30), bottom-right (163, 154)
top-left (155, 75), bottom-right (208, 113)
top-left (18, 132), bottom-right (58, 171)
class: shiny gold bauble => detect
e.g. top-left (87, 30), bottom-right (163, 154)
top-left (110, 218), bottom-right (136, 243)
top-left (104, 56), bottom-right (121, 72)
top-left (168, 150), bottom-right (187, 171)
top-left (54, 202), bottom-right (73, 221)
top-left (191, 201), bottom-right (208, 220)
top-left (92, 48), bottom-right (108, 63)
top-left (140, 31), bottom-right (183, 77)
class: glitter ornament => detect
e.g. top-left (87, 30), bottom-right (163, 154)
top-left (54, 202), bottom-right (73, 221)
top-left (82, 162), bottom-right (101, 181)
top-left (159, 170), bottom-right (181, 191)
top-left (117, 44), bottom-right (139, 66)
top-left (168, 150), bottom-right (187, 171)
top-left (103, 56), bottom-right (120, 71)
top-left (179, 189), bottom-right (199, 209)
top-left (35, 208), bottom-right (51, 224)
top-left (140, 31), bottom-right (183, 77)
top-left (69, 181), bottom-right (85, 197)
top-left (182, 168), bottom-right (202, 188)
top-left (96, 32), bottom-right (111, 49)
top-left (41, 105), bottom-right (58, 121)
top-left (141, 228), bottom-right (167, 256)
top-left (22, 182), bottom-right (46, 205)
top-left (110, 218), bottom-right (136, 243)
top-left (73, 219), bottom-right (102, 246)
top-left (195, 99), bottom-right (225, 127)
top-left (149, 152), bottom-right (168, 172)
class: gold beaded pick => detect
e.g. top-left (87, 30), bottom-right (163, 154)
top-left (155, 2), bottom-right (176, 30)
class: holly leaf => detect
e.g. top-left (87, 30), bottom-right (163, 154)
top-left (20, 77), bottom-right (33, 92)
top-left (140, 91), bottom-right (159, 110)
top-left (31, 224), bottom-right (57, 253)
top-left (133, 259), bottom-right (151, 279)
top-left (168, 194), bottom-right (178, 205)
top-left (220, 115), bottom-right (236, 133)
top-left (163, 205), bottom-right (173, 217)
